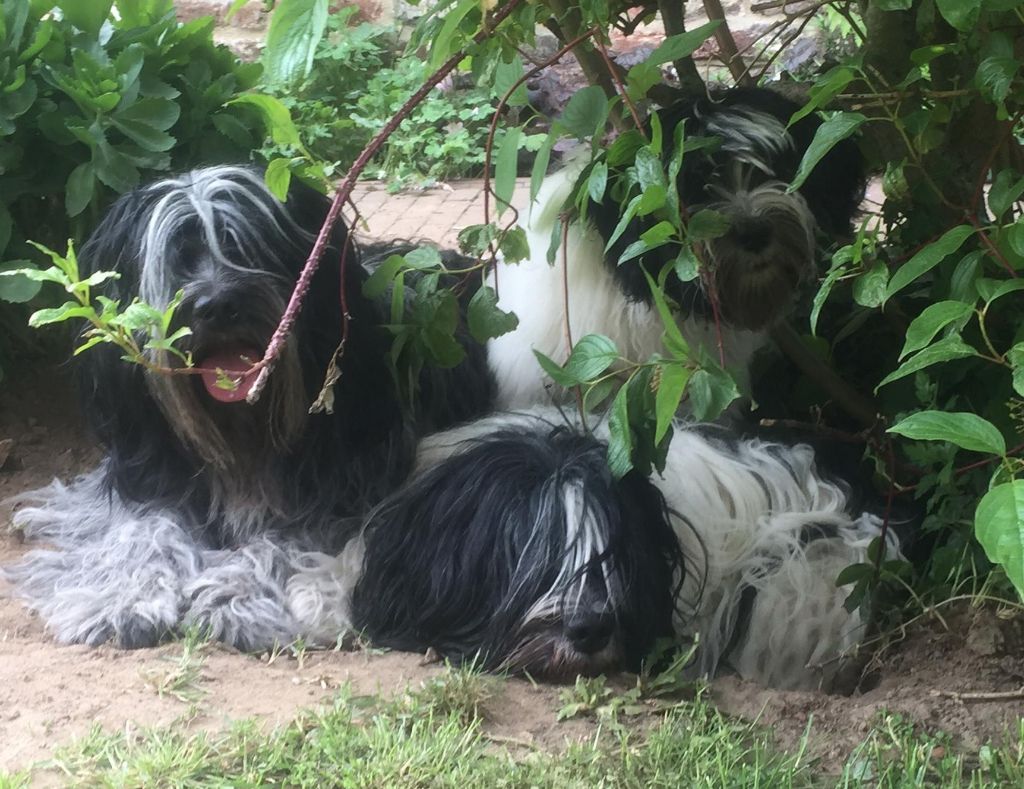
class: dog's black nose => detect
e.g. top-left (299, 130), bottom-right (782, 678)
top-left (731, 216), bottom-right (774, 252)
top-left (565, 610), bottom-right (615, 654)
top-left (192, 292), bottom-right (242, 326)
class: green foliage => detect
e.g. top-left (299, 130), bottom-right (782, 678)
top-left (260, 8), bottom-right (540, 187)
top-left (0, 0), bottom-right (289, 379)
top-left (0, 240), bottom-right (194, 370)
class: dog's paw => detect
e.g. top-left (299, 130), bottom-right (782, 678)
top-left (183, 564), bottom-right (298, 652)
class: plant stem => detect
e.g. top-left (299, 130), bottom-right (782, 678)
top-left (247, 0), bottom-right (527, 404)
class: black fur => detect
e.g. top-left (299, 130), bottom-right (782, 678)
top-left (353, 425), bottom-right (686, 678)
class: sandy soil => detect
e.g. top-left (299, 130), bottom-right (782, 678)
top-left (2, 364), bottom-right (1023, 777)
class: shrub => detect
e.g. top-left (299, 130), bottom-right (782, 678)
top-left (0, 0), bottom-right (273, 377)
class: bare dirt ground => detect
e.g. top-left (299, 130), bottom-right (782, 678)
top-left (3, 361), bottom-right (1024, 778)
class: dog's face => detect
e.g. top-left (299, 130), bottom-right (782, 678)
top-left (78, 167), bottom-right (351, 469)
top-left (354, 428), bottom-right (686, 679)
top-left (594, 87), bottom-right (865, 331)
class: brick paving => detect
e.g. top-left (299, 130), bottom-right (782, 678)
top-left (351, 179), bottom-right (532, 249)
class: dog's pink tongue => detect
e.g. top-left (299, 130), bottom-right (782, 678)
top-left (198, 350), bottom-right (260, 403)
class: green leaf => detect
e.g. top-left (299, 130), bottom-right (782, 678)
top-left (876, 335), bottom-right (977, 389)
top-left (560, 85), bottom-right (608, 140)
top-left (900, 301), bottom-right (974, 360)
top-left (976, 278), bottom-right (1024, 305)
top-left (888, 411), bottom-right (1005, 455)
top-left (264, 158), bottom-right (292, 201)
top-left (404, 246), bottom-right (442, 270)
top-left (493, 55), bottom-right (527, 106)
top-left (975, 481), bottom-right (1024, 600)
top-left (643, 269), bottom-right (688, 359)
top-left (605, 194), bottom-right (642, 251)
top-left (114, 98), bottom-right (180, 131)
top-left (499, 226), bottom-right (530, 263)
top-left (60, 0), bottom-right (113, 36)
top-left (467, 285), bottom-right (518, 343)
top-left (1008, 343), bottom-right (1024, 397)
top-left (789, 66), bottom-right (855, 126)
top-left (228, 94), bottom-right (302, 148)
top-left (65, 162), bottom-right (95, 217)
top-left (564, 334), bottom-right (619, 382)
top-left (989, 170), bottom-right (1024, 220)
top-left (647, 20), bottom-right (721, 66)
top-left (0, 261), bottom-right (42, 303)
top-left (1007, 224), bottom-right (1024, 259)
top-left (533, 349), bottom-right (578, 388)
top-left (687, 367), bottom-right (739, 422)
top-left (811, 251), bottom-right (850, 336)
top-left (494, 126), bottom-right (520, 218)
top-left (935, 0), bottom-right (981, 32)
top-left (28, 301), bottom-right (94, 327)
top-left (635, 146), bottom-right (666, 191)
top-left (949, 250), bottom-right (983, 303)
top-left (884, 225), bottom-right (973, 302)
top-left (635, 184), bottom-right (667, 217)
top-left (530, 130), bottom-right (557, 203)
top-left (607, 384), bottom-right (633, 479)
top-left (787, 113), bottom-right (865, 193)
top-left (263, 0), bottom-right (329, 84)
top-left (674, 248), bottom-right (699, 283)
top-left (588, 161), bottom-right (608, 203)
top-left (93, 141), bottom-right (139, 193)
top-left (110, 118), bottom-right (176, 152)
top-left (363, 254), bottom-right (404, 299)
top-left (852, 261), bottom-right (889, 308)
top-left (687, 209), bottom-right (731, 243)
top-left (429, 0), bottom-right (476, 69)
top-left (655, 364), bottom-right (690, 443)
top-left (458, 223), bottom-right (497, 257)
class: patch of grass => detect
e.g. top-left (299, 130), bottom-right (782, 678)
top-left (7, 663), bottom-right (1024, 787)
top-left (838, 713), bottom-right (1024, 788)
top-left (20, 664), bottom-right (809, 788)
top-left (138, 625), bottom-right (210, 704)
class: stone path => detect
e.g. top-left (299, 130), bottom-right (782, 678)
top-left (351, 179), bottom-right (532, 250)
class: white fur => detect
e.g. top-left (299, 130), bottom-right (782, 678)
top-left (486, 161), bottom-right (765, 410)
top-left (411, 408), bottom-right (896, 690)
top-left (1, 466), bottom-right (355, 650)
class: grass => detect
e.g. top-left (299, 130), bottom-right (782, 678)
top-left (137, 626), bottom-right (210, 704)
top-left (4, 661), bottom-right (1024, 787)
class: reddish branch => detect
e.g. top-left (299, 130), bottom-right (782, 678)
top-left (247, 0), bottom-right (526, 404)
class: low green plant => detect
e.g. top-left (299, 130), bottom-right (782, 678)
top-left (260, 6), bottom-right (544, 187)
top-left (0, 0), bottom-right (295, 380)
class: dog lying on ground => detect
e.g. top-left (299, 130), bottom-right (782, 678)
top-left (306, 408), bottom-right (895, 691)
top-left (2, 166), bottom-right (494, 650)
top-left (488, 87), bottom-right (865, 409)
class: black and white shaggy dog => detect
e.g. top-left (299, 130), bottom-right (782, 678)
top-left (488, 87), bottom-right (865, 408)
top-left (2, 166), bottom-right (492, 651)
top-left (326, 409), bottom-right (895, 691)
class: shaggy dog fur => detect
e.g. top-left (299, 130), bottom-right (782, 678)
top-left (488, 87), bottom-right (865, 408)
top-left (2, 166), bottom-right (493, 651)
top-left (298, 408), bottom-right (897, 691)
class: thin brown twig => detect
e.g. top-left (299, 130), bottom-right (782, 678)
top-left (931, 687), bottom-right (1024, 702)
top-left (594, 37), bottom-right (645, 133)
top-left (246, 0), bottom-right (526, 403)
